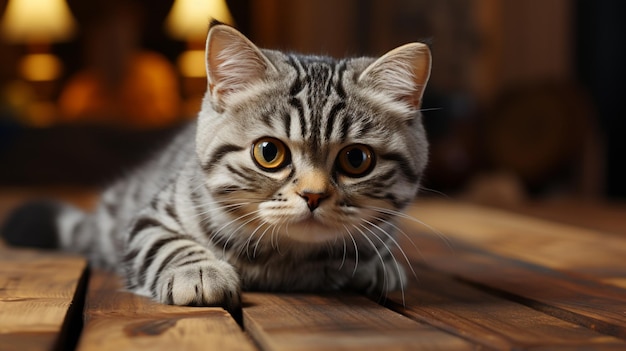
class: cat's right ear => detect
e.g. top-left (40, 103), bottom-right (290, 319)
top-left (205, 24), bottom-right (276, 107)
top-left (358, 42), bottom-right (431, 114)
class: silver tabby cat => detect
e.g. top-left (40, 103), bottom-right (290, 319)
top-left (2, 24), bottom-right (431, 310)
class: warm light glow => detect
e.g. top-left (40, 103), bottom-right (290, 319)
top-left (0, 0), bottom-right (77, 43)
top-left (19, 53), bottom-right (62, 81)
top-left (165, 0), bottom-right (234, 41)
top-left (177, 49), bottom-right (206, 77)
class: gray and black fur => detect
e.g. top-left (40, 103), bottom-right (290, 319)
top-left (2, 24), bottom-right (432, 311)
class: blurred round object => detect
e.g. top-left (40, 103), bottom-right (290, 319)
top-left (58, 51), bottom-right (181, 128)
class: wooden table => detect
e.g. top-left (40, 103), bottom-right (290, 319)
top-left (1, 198), bottom-right (626, 350)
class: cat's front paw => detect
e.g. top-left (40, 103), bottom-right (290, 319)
top-left (156, 260), bottom-right (240, 310)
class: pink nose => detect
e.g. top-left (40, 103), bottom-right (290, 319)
top-left (300, 191), bottom-right (329, 212)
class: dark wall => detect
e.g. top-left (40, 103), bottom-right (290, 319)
top-left (577, 0), bottom-right (626, 198)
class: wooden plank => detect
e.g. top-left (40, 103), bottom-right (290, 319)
top-left (388, 264), bottom-right (626, 350)
top-left (77, 270), bottom-right (257, 351)
top-left (406, 200), bottom-right (626, 281)
top-left (420, 239), bottom-right (626, 339)
top-left (397, 201), bottom-right (626, 339)
top-left (0, 248), bottom-right (87, 351)
top-left (496, 199), bottom-right (626, 236)
top-left (242, 292), bottom-right (476, 351)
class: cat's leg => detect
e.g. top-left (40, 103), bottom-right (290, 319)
top-left (123, 214), bottom-right (240, 310)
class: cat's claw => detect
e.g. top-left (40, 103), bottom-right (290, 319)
top-left (156, 260), bottom-right (241, 311)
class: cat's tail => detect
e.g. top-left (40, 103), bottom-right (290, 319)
top-left (1, 200), bottom-right (108, 264)
top-left (1, 201), bottom-right (66, 249)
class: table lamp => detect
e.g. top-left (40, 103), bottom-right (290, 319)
top-left (1, 0), bottom-right (77, 82)
top-left (165, 0), bottom-right (234, 78)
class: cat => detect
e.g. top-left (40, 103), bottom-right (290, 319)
top-left (1, 23), bottom-right (431, 311)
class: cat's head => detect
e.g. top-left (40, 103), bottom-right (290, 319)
top-left (196, 24), bottom-right (431, 245)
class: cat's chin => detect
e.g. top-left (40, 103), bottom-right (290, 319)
top-left (283, 218), bottom-right (341, 244)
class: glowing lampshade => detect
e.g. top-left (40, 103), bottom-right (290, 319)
top-left (165, 0), bottom-right (234, 42)
top-left (1, 0), bottom-right (77, 43)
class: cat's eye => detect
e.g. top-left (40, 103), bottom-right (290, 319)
top-left (336, 144), bottom-right (375, 177)
top-left (252, 137), bottom-right (290, 171)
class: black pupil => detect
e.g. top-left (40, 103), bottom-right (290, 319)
top-left (262, 141), bottom-right (278, 162)
top-left (347, 148), bottom-right (366, 169)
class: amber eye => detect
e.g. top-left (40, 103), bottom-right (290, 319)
top-left (337, 144), bottom-right (375, 177)
top-left (252, 137), bottom-right (290, 171)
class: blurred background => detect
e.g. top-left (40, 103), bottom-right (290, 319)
top-left (0, 0), bottom-right (624, 206)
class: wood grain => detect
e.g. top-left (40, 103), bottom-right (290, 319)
top-left (402, 200), bottom-right (626, 339)
top-left (77, 270), bottom-right (256, 351)
top-left (389, 264), bottom-right (626, 350)
top-left (242, 292), bottom-right (475, 351)
top-left (0, 248), bottom-right (87, 351)
top-left (496, 199), bottom-right (626, 236)
top-left (407, 200), bottom-right (626, 280)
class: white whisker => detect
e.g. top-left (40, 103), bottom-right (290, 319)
top-left (352, 224), bottom-right (388, 303)
top-left (338, 234), bottom-right (347, 271)
top-left (253, 222), bottom-right (274, 258)
top-left (365, 205), bottom-right (453, 251)
top-left (228, 212), bottom-right (265, 258)
top-left (418, 107), bottom-right (443, 113)
top-left (343, 224), bottom-right (360, 276)
top-left (368, 214), bottom-right (424, 267)
top-left (417, 186), bottom-right (449, 198)
top-left (187, 202), bottom-right (247, 220)
top-left (210, 209), bottom-right (263, 257)
top-left (362, 218), bottom-right (416, 283)
top-left (242, 220), bottom-right (264, 259)
top-left (358, 222), bottom-right (405, 307)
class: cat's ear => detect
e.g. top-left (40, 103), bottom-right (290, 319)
top-left (359, 43), bottom-right (431, 112)
top-left (205, 24), bottom-right (276, 105)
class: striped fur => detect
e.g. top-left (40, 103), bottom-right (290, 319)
top-left (10, 24), bottom-right (432, 309)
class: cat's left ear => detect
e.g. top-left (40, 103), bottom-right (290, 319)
top-left (359, 43), bottom-right (431, 112)
top-left (205, 24), bottom-right (276, 106)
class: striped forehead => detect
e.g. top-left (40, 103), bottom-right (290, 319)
top-left (283, 55), bottom-right (350, 148)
